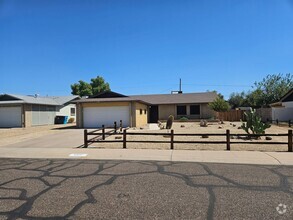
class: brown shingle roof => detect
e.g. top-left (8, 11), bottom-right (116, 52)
top-left (74, 97), bottom-right (150, 105)
top-left (74, 92), bottom-right (218, 105)
top-left (131, 92), bottom-right (217, 105)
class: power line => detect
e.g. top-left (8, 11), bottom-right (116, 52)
top-left (182, 83), bottom-right (252, 87)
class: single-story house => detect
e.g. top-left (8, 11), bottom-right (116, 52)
top-left (75, 91), bottom-right (217, 128)
top-left (0, 94), bottom-right (79, 128)
top-left (270, 88), bottom-right (293, 121)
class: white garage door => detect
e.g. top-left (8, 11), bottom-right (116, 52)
top-left (0, 106), bottom-right (22, 128)
top-left (83, 106), bottom-right (130, 128)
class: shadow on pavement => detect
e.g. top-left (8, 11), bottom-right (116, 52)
top-left (0, 158), bottom-right (292, 219)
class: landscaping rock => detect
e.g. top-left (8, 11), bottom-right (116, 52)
top-left (265, 136), bottom-right (272, 141)
top-left (238, 126), bottom-right (242, 129)
top-left (220, 120), bottom-right (224, 124)
top-left (200, 120), bottom-right (208, 127)
top-left (181, 125), bottom-right (185, 128)
top-left (218, 126), bottom-right (222, 129)
top-left (233, 124), bottom-right (236, 127)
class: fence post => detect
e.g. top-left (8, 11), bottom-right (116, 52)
top-left (123, 129), bottom-right (127, 149)
top-left (289, 120), bottom-right (291, 128)
top-left (102, 125), bottom-right (105, 140)
top-left (114, 121), bottom-right (117, 133)
top-left (170, 129), bottom-right (174, 150)
top-left (120, 120), bottom-right (123, 132)
top-left (288, 130), bottom-right (292, 152)
top-left (276, 119), bottom-right (279, 126)
top-left (226, 129), bottom-right (230, 151)
top-left (84, 129), bottom-right (88, 148)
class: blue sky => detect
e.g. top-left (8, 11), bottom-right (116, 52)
top-left (1, 0), bottom-right (293, 98)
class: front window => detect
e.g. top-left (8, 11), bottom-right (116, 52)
top-left (177, 105), bottom-right (186, 115)
top-left (190, 105), bottom-right (200, 115)
top-left (70, 108), bottom-right (76, 116)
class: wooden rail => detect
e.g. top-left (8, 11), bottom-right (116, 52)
top-left (84, 128), bottom-right (293, 152)
top-left (83, 120), bottom-right (125, 148)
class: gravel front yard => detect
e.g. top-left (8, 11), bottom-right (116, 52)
top-left (90, 122), bottom-right (292, 152)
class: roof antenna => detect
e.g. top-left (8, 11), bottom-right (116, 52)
top-left (179, 78), bottom-right (182, 93)
top-left (171, 78), bottom-right (183, 94)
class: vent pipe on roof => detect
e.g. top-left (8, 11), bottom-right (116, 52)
top-left (171, 78), bottom-right (183, 94)
top-left (34, 94), bottom-right (39, 98)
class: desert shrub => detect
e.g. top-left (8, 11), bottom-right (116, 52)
top-left (68, 117), bottom-right (75, 123)
top-left (179, 117), bottom-right (189, 121)
top-left (241, 108), bottom-right (270, 135)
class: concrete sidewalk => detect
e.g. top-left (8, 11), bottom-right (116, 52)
top-left (0, 148), bottom-right (292, 165)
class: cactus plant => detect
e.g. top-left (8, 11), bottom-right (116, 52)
top-left (166, 115), bottom-right (174, 129)
top-left (241, 108), bottom-right (270, 135)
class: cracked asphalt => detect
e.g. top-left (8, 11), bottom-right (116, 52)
top-left (0, 158), bottom-right (292, 219)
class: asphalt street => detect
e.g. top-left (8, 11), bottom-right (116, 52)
top-left (0, 158), bottom-right (292, 219)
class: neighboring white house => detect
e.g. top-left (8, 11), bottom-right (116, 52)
top-left (0, 94), bottom-right (79, 128)
top-left (271, 89), bottom-right (293, 121)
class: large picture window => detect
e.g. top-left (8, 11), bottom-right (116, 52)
top-left (177, 105), bottom-right (186, 115)
top-left (190, 105), bottom-right (200, 115)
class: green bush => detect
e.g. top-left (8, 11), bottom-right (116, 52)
top-left (179, 117), bottom-right (189, 121)
top-left (208, 97), bottom-right (230, 112)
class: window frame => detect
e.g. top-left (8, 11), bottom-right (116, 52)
top-left (190, 105), bottom-right (200, 115)
top-left (70, 108), bottom-right (76, 116)
top-left (176, 105), bottom-right (187, 115)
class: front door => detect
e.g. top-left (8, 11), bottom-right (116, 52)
top-left (149, 105), bottom-right (159, 123)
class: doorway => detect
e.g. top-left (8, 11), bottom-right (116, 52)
top-left (149, 105), bottom-right (159, 123)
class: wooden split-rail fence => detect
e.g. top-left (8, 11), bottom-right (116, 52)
top-left (83, 122), bottom-right (293, 152)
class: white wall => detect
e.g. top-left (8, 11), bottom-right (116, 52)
top-left (272, 107), bottom-right (293, 121)
top-left (56, 104), bottom-right (76, 122)
top-left (283, 101), bottom-right (293, 108)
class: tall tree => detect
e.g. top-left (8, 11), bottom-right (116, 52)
top-left (228, 92), bottom-right (247, 109)
top-left (208, 97), bottom-right (230, 112)
top-left (71, 80), bottom-right (92, 97)
top-left (228, 73), bottom-right (292, 108)
top-left (251, 73), bottom-right (292, 107)
top-left (90, 76), bottom-right (110, 95)
top-left (71, 76), bottom-right (111, 97)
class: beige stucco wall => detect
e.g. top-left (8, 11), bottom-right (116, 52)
top-left (23, 104), bottom-right (32, 127)
top-left (158, 104), bottom-right (176, 120)
top-left (76, 103), bottom-right (83, 128)
top-left (134, 102), bottom-right (148, 127)
top-left (200, 103), bottom-right (215, 119)
top-left (158, 103), bottom-right (215, 120)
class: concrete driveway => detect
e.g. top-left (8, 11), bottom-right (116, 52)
top-left (0, 126), bottom-right (85, 148)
